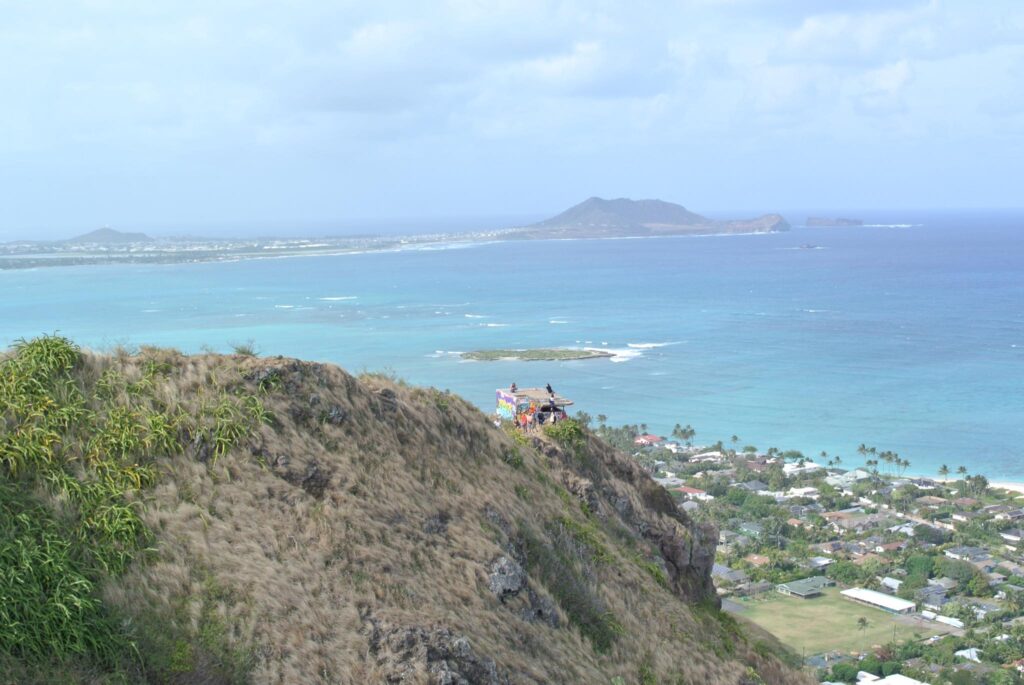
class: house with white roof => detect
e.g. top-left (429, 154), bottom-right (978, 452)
top-left (954, 647), bottom-right (982, 662)
top-left (783, 460), bottom-right (823, 476)
top-left (856, 674), bottom-right (931, 685)
top-left (840, 587), bottom-right (916, 614)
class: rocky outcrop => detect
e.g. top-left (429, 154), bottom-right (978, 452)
top-left (362, 616), bottom-right (510, 685)
top-left (648, 519), bottom-right (718, 605)
top-left (531, 431), bottom-right (720, 607)
top-left (488, 556), bottom-right (527, 602)
top-left (717, 213), bottom-right (790, 234)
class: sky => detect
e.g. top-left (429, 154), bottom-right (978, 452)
top-left (2, 0), bottom-right (1023, 239)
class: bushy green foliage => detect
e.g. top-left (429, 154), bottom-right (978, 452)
top-left (630, 552), bottom-right (669, 589)
top-left (830, 662), bottom-right (859, 682)
top-left (521, 524), bottom-right (623, 653)
top-left (826, 560), bottom-right (867, 585)
top-left (544, 418), bottom-right (586, 451)
top-left (0, 481), bottom-right (134, 667)
top-left (502, 446), bottom-right (524, 469)
top-left (0, 336), bottom-right (266, 673)
top-left (556, 515), bottom-right (613, 564)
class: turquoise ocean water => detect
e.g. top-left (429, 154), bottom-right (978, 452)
top-left (2, 212), bottom-right (1022, 479)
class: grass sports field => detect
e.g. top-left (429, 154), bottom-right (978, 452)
top-left (729, 587), bottom-right (955, 655)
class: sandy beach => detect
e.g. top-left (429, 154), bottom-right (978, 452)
top-left (910, 473), bottom-right (1024, 496)
top-left (989, 481), bottom-right (1024, 496)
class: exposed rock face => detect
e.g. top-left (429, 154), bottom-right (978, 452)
top-left (296, 460), bottom-right (329, 498)
top-left (324, 404), bottom-right (348, 425)
top-left (649, 520), bottom-right (719, 605)
top-left (718, 213), bottom-right (790, 235)
top-left (488, 556), bottom-right (527, 602)
top-left (535, 432), bottom-right (720, 606)
top-left (364, 618), bottom-right (510, 685)
top-left (520, 589), bottom-right (559, 628)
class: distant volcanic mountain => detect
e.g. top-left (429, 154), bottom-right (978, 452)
top-left (66, 227), bottom-right (154, 244)
top-left (512, 197), bottom-right (789, 239)
top-left (534, 197), bottom-right (709, 230)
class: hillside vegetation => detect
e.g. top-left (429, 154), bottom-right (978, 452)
top-left (0, 336), bottom-right (809, 684)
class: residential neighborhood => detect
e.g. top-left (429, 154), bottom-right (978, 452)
top-left (598, 422), bottom-right (1024, 684)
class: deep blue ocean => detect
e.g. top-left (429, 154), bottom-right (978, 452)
top-left (3, 212), bottom-right (1022, 479)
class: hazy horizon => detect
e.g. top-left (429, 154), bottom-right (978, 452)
top-left (8, 205), bottom-right (1024, 242)
top-left (3, 1), bottom-right (1023, 241)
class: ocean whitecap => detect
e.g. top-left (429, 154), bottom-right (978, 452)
top-left (586, 346), bottom-right (642, 363)
top-left (626, 342), bottom-right (678, 349)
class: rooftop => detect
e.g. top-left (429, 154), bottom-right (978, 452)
top-left (776, 576), bottom-right (832, 597)
top-left (505, 387), bottom-right (574, 406)
top-left (840, 587), bottom-right (916, 613)
top-left (858, 675), bottom-right (931, 685)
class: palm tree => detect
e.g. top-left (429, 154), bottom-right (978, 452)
top-left (938, 464), bottom-right (949, 482)
top-left (731, 434), bottom-right (740, 445)
top-left (879, 450), bottom-right (893, 474)
top-left (957, 465), bottom-right (967, 478)
top-left (672, 423), bottom-right (696, 447)
top-left (833, 455), bottom-right (842, 466)
top-left (857, 616), bottom-right (869, 642)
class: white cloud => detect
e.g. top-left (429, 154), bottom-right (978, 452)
top-left (1, 0), bottom-right (1023, 233)
top-left (850, 60), bottom-right (913, 114)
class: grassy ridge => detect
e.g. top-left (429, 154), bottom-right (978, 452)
top-left (0, 336), bottom-right (810, 684)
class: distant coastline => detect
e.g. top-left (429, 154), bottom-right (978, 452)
top-left (0, 197), bottom-right (792, 271)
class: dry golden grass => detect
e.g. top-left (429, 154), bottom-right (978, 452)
top-left (11, 347), bottom-right (812, 684)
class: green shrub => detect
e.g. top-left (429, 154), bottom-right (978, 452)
top-left (544, 419), bottom-right (586, 451)
top-left (520, 525), bottom-right (623, 653)
top-left (0, 481), bottom-right (134, 667)
top-left (230, 340), bottom-right (258, 357)
top-left (630, 552), bottom-right (669, 588)
top-left (0, 335), bottom-right (265, 675)
top-left (557, 515), bottom-right (613, 564)
top-left (502, 447), bottom-right (524, 469)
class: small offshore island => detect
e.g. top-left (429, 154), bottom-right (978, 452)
top-left (806, 216), bottom-right (864, 227)
top-left (461, 348), bottom-right (614, 361)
